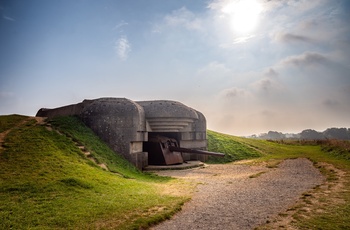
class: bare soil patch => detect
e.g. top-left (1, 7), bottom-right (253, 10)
top-left (151, 158), bottom-right (325, 230)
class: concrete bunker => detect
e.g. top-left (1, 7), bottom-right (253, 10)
top-left (36, 98), bottom-right (222, 169)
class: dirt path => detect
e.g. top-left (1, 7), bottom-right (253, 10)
top-left (152, 158), bottom-right (325, 230)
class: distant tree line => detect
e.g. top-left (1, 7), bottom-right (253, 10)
top-left (249, 128), bottom-right (350, 140)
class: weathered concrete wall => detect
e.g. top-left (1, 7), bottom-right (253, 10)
top-left (36, 101), bottom-right (89, 118)
top-left (136, 100), bottom-right (199, 132)
top-left (180, 110), bottom-right (208, 161)
top-left (80, 98), bottom-right (148, 169)
top-left (138, 100), bottom-right (207, 162)
top-left (36, 97), bottom-right (208, 169)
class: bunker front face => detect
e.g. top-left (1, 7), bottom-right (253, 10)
top-left (37, 98), bottom-right (223, 169)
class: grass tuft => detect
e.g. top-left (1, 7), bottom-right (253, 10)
top-left (59, 178), bottom-right (93, 189)
top-left (249, 171), bottom-right (266, 178)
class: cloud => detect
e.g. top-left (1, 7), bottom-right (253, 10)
top-left (115, 36), bottom-right (131, 61)
top-left (113, 20), bottom-right (128, 30)
top-left (197, 61), bottom-right (231, 77)
top-left (206, 0), bottom-right (226, 11)
top-left (322, 99), bottom-right (339, 108)
top-left (274, 32), bottom-right (314, 44)
top-left (220, 87), bottom-right (250, 99)
top-left (164, 7), bottom-right (203, 31)
top-left (3, 15), bottom-right (15, 21)
top-left (253, 78), bottom-right (275, 92)
top-left (264, 68), bottom-right (279, 78)
top-left (254, 68), bottom-right (283, 94)
top-left (217, 67), bottom-right (284, 102)
top-left (262, 0), bottom-right (326, 14)
top-left (208, 0), bottom-right (323, 17)
top-left (280, 52), bottom-right (328, 67)
top-left (284, 0), bottom-right (325, 11)
top-left (232, 35), bottom-right (255, 44)
top-left (251, 75), bottom-right (285, 96)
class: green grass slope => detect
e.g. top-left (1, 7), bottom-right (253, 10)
top-left (0, 115), bottom-right (189, 229)
top-left (49, 116), bottom-right (147, 179)
top-left (207, 130), bottom-right (262, 163)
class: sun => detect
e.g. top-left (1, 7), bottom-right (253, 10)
top-left (223, 0), bottom-right (263, 35)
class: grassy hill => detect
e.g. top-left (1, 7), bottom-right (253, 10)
top-left (207, 130), bottom-right (262, 163)
top-left (1, 115), bottom-right (349, 229)
top-left (0, 115), bottom-right (190, 229)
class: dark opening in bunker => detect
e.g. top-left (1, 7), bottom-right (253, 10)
top-left (143, 132), bottom-right (184, 165)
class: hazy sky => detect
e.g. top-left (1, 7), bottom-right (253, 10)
top-left (1, 0), bottom-right (349, 136)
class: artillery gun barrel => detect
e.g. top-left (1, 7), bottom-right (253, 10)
top-left (168, 146), bottom-right (225, 157)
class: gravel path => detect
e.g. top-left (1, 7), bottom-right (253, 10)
top-left (152, 158), bottom-right (324, 230)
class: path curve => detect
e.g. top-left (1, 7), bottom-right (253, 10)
top-left (152, 158), bottom-right (324, 230)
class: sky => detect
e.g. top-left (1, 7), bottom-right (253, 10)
top-left (0, 0), bottom-right (349, 136)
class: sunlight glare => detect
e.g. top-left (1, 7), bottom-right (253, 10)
top-left (223, 0), bottom-right (263, 34)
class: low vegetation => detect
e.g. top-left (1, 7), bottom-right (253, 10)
top-left (1, 115), bottom-right (349, 229)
